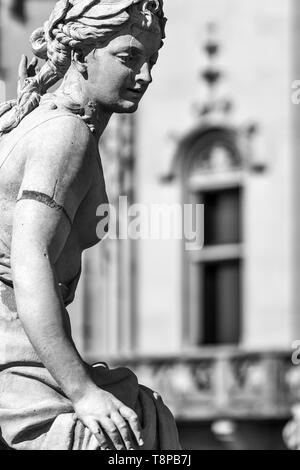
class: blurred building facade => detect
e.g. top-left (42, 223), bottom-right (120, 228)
top-left (1, 0), bottom-right (300, 449)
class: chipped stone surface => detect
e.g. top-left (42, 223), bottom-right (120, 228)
top-left (0, 282), bottom-right (18, 320)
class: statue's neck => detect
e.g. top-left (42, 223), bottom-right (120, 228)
top-left (50, 67), bottom-right (112, 141)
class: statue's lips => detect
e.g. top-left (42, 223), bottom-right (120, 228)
top-left (126, 88), bottom-right (145, 97)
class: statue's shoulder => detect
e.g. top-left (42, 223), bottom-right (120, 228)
top-left (8, 103), bottom-right (97, 194)
top-left (30, 101), bottom-right (92, 140)
top-left (18, 100), bottom-right (95, 156)
top-left (0, 97), bottom-right (96, 172)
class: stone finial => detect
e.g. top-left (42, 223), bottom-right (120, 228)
top-left (197, 23), bottom-right (233, 121)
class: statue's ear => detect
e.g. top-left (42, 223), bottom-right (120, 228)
top-left (72, 49), bottom-right (88, 77)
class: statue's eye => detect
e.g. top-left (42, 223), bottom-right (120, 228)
top-left (116, 52), bottom-right (135, 66)
top-left (116, 48), bottom-right (143, 67)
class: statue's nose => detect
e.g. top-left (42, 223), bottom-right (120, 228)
top-left (137, 62), bottom-right (152, 85)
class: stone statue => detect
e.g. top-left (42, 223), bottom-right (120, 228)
top-left (0, 0), bottom-right (180, 450)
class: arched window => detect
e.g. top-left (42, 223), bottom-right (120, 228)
top-left (179, 127), bottom-right (244, 347)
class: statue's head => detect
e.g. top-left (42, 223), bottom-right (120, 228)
top-left (0, 0), bottom-right (166, 133)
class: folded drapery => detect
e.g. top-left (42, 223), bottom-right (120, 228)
top-left (0, 363), bottom-right (181, 450)
top-left (0, 277), bottom-right (180, 450)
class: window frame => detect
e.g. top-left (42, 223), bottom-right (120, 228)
top-left (179, 127), bottom-right (245, 349)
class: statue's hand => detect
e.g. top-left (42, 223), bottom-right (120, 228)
top-left (73, 387), bottom-right (144, 450)
top-left (17, 55), bottom-right (39, 95)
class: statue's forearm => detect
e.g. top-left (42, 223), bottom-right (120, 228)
top-left (11, 248), bottom-right (96, 404)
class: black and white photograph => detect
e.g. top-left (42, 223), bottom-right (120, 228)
top-left (0, 0), bottom-right (298, 453)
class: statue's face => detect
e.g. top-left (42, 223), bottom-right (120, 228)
top-left (84, 24), bottom-right (162, 113)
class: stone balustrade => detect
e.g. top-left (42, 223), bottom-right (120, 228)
top-left (89, 349), bottom-right (299, 420)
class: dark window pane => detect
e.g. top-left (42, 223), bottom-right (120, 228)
top-left (203, 188), bottom-right (242, 245)
top-left (202, 260), bottom-right (241, 345)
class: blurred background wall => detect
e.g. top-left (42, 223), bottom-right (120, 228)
top-left (1, 0), bottom-right (299, 449)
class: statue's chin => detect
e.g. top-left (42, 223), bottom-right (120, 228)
top-left (111, 101), bottom-right (139, 114)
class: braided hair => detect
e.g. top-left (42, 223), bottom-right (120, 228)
top-left (0, 0), bottom-right (166, 135)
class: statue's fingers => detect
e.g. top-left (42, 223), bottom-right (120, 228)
top-left (27, 57), bottom-right (38, 77)
top-left (100, 417), bottom-right (125, 450)
top-left (93, 430), bottom-right (114, 450)
top-left (0, 100), bottom-right (16, 118)
top-left (18, 55), bottom-right (28, 81)
top-left (17, 55), bottom-right (28, 94)
top-left (28, 57), bottom-right (38, 68)
top-left (111, 412), bottom-right (136, 450)
top-left (82, 417), bottom-right (113, 450)
top-left (119, 404), bottom-right (144, 447)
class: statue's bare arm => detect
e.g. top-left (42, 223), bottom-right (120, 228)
top-left (10, 116), bottom-right (143, 450)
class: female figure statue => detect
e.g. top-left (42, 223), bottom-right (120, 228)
top-left (0, 0), bottom-right (180, 450)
